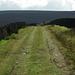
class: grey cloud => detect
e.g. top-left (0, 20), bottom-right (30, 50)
top-left (0, 1), bottom-right (21, 10)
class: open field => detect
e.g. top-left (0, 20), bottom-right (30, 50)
top-left (0, 26), bottom-right (75, 75)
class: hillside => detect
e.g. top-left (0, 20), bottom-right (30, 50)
top-left (48, 18), bottom-right (75, 28)
top-left (0, 22), bottom-right (27, 40)
top-left (0, 25), bottom-right (75, 75)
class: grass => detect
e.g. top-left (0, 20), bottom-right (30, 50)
top-left (12, 26), bottom-right (56, 75)
top-left (0, 26), bottom-right (58, 75)
top-left (0, 27), bottom-right (26, 59)
top-left (44, 25), bottom-right (75, 73)
top-left (0, 25), bottom-right (75, 75)
top-left (4, 28), bottom-right (26, 40)
top-left (0, 26), bottom-right (34, 75)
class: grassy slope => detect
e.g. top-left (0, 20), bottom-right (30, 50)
top-left (44, 25), bottom-right (75, 74)
top-left (0, 26), bottom-right (35, 75)
top-left (0, 26), bottom-right (58, 75)
top-left (0, 27), bottom-right (53, 75)
top-left (11, 26), bottom-right (55, 75)
top-left (0, 25), bottom-right (74, 75)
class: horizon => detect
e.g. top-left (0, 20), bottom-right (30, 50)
top-left (0, 10), bottom-right (75, 12)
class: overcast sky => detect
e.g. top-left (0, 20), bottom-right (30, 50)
top-left (0, 0), bottom-right (75, 11)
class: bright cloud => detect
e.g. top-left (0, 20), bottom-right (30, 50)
top-left (0, 0), bottom-right (49, 8)
top-left (60, 0), bottom-right (75, 10)
top-left (68, 0), bottom-right (75, 10)
top-left (11, 0), bottom-right (48, 8)
top-left (0, 0), bottom-right (75, 11)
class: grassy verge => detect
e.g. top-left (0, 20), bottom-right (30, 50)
top-left (0, 28), bottom-right (27, 61)
top-left (44, 25), bottom-right (75, 73)
top-left (0, 26), bottom-right (34, 75)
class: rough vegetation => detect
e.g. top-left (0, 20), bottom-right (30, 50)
top-left (0, 25), bottom-right (75, 75)
top-left (0, 22), bottom-right (27, 40)
top-left (45, 25), bottom-right (75, 74)
top-left (0, 22), bottom-right (37, 41)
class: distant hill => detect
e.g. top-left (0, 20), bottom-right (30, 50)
top-left (48, 18), bottom-right (75, 28)
top-left (0, 11), bottom-right (75, 26)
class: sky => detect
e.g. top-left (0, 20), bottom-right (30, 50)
top-left (0, 0), bottom-right (75, 11)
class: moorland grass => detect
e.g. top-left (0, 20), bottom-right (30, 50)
top-left (0, 25), bottom-right (74, 75)
top-left (44, 25), bottom-right (75, 73)
top-left (0, 27), bottom-right (33, 75)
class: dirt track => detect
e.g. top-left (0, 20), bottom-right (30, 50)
top-left (0, 26), bottom-right (71, 75)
